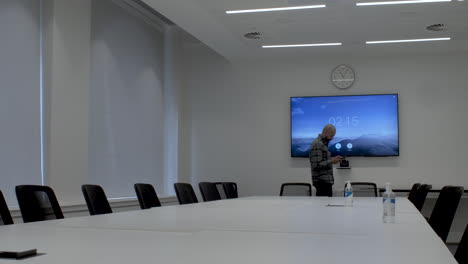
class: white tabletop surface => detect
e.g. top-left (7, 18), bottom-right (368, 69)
top-left (0, 196), bottom-right (457, 264)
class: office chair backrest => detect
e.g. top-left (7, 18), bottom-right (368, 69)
top-left (221, 182), bottom-right (238, 199)
top-left (134, 183), bottom-right (161, 209)
top-left (81, 184), bottom-right (113, 215)
top-left (15, 185), bottom-right (64, 223)
top-left (407, 183), bottom-right (421, 204)
top-left (344, 182), bottom-right (378, 197)
top-left (215, 183), bottom-right (227, 199)
top-left (174, 183), bottom-right (198, 205)
top-left (428, 185), bottom-right (464, 242)
top-left (0, 190), bottom-right (13, 225)
top-left (199, 182), bottom-right (221, 202)
top-left (455, 224), bottom-right (468, 264)
top-left (280, 183), bottom-right (312, 196)
top-left (412, 184), bottom-right (432, 211)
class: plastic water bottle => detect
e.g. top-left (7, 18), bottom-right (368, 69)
top-left (344, 181), bottom-right (353, 207)
top-left (383, 183), bottom-right (396, 223)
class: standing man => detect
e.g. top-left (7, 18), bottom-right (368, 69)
top-left (309, 124), bottom-right (343, 197)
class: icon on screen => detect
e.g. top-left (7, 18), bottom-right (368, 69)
top-left (347, 143), bottom-right (353, 149)
top-left (335, 143), bottom-right (342, 150)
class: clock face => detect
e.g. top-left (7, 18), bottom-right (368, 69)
top-left (331, 65), bottom-right (355, 89)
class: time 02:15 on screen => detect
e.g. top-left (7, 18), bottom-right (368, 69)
top-left (328, 116), bottom-right (359, 127)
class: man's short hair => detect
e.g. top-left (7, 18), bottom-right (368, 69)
top-left (322, 124), bottom-right (336, 134)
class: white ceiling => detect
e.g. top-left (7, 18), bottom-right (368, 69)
top-left (143, 0), bottom-right (468, 60)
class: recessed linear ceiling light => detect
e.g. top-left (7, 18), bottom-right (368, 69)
top-left (262, 43), bottom-right (342, 48)
top-left (226, 5), bottom-right (326, 14)
top-left (356, 0), bottom-right (451, 6)
top-left (366, 37), bottom-right (451, 44)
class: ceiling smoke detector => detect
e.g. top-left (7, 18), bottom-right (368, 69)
top-left (243, 32), bottom-right (262, 39)
top-left (426, 24), bottom-right (447, 32)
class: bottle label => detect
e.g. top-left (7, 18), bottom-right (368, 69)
top-left (345, 191), bottom-right (353, 197)
top-left (383, 198), bottom-right (396, 217)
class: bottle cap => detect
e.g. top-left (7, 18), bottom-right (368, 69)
top-left (385, 182), bottom-right (392, 192)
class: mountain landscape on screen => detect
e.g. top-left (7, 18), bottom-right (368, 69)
top-left (292, 134), bottom-right (399, 157)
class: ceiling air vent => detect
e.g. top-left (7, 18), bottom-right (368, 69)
top-left (426, 24), bottom-right (447, 32)
top-left (243, 32), bottom-right (262, 39)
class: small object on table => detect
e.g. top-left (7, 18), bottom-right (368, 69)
top-left (0, 249), bottom-right (38, 259)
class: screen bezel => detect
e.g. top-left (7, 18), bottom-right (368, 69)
top-left (290, 93), bottom-right (400, 158)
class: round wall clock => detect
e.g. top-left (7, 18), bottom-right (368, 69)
top-left (331, 65), bottom-right (355, 89)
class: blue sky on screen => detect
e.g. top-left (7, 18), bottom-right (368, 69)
top-left (291, 94), bottom-right (398, 139)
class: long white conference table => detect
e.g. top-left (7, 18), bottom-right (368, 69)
top-left (0, 196), bottom-right (458, 264)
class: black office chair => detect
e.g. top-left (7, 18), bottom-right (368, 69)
top-left (221, 182), bottom-right (238, 199)
top-left (343, 182), bottom-right (378, 197)
top-left (407, 183), bottom-right (421, 204)
top-left (199, 182), bottom-right (222, 202)
top-left (412, 184), bottom-right (432, 211)
top-left (81, 184), bottom-right (113, 215)
top-left (455, 224), bottom-right (468, 264)
top-left (0, 190), bottom-right (13, 225)
top-left (174, 183), bottom-right (198, 205)
top-left (280, 183), bottom-right (312, 196)
top-left (134, 183), bottom-right (161, 209)
top-left (15, 185), bottom-right (64, 223)
top-left (428, 186), bottom-right (464, 242)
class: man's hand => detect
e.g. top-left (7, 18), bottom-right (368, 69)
top-left (331, 156), bottom-right (344, 164)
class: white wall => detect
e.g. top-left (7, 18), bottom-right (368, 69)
top-left (180, 42), bottom-right (468, 197)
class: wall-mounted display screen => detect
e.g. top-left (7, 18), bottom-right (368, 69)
top-left (291, 94), bottom-right (399, 157)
